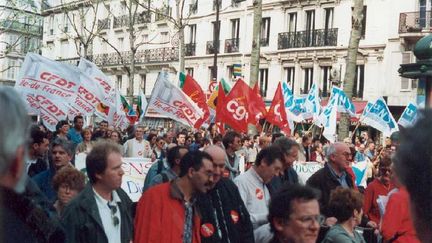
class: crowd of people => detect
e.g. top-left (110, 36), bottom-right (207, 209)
top-left (1, 85), bottom-right (431, 243)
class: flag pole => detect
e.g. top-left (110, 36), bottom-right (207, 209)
top-left (350, 122), bottom-right (361, 141)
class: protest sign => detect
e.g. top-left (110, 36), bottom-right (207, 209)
top-left (398, 102), bottom-right (418, 128)
top-left (293, 162), bottom-right (324, 184)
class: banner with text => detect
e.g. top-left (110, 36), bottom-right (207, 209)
top-left (293, 162), bottom-right (324, 185)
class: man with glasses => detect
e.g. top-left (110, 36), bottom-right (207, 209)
top-left (306, 142), bottom-right (355, 218)
top-left (62, 140), bottom-right (133, 243)
top-left (268, 184), bottom-right (322, 243)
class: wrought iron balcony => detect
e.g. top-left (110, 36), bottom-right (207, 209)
top-left (185, 43), bottom-right (196, 56)
top-left (113, 15), bottom-right (129, 28)
top-left (225, 38), bottom-right (239, 53)
top-left (278, 28), bottom-right (338, 49)
top-left (98, 18), bottom-right (110, 30)
top-left (155, 7), bottom-right (171, 21)
top-left (0, 20), bottom-right (42, 36)
top-left (206, 40), bottom-right (220, 54)
top-left (399, 11), bottom-right (432, 33)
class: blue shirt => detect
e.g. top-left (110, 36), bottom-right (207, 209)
top-left (67, 127), bottom-right (83, 145)
top-left (327, 164), bottom-right (349, 188)
top-left (354, 151), bottom-right (366, 162)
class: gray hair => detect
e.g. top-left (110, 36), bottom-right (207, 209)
top-left (0, 87), bottom-right (30, 175)
top-left (326, 143), bottom-right (338, 161)
top-left (51, 138), bottom-right (74, 156)
top-left (273, 137), bottom-right (299, 155)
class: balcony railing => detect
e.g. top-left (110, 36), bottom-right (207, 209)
top-left (58, 47), bottom-right (178, 66)
top-left (0, 20), bottom-right (42, 35)
top-left (113, 13), bottom-right (151, 28)
top-left (225, 38), bottom-right (239, 53)
top-left (155, 7), bottom-right (171, 21)
top-left (278, 28), bottom-right (338, 49)
top-left (399, 11), bottom-right (432, 33)
top-left (185, 43), bottom-right (196, 56)
top-left (98, 18), bottom-right (110, 30)
top-left (206, 40), bottom-right (220, 54)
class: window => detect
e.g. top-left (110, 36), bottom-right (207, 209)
top-left (49, 15), bottom-right (54, 35)
top-left (118, 37), bottom-right (124, 50)
top-left (401, 52), bottom-right (412, 90)
top-left (288, 12), bottom-right (297, 33)
top-left (284, 67), bottom-right (295, 90)
top-left (161, 32), bottom-right (169, 43)
top-left (261, 17), bottom-right (271, 46)
top-left (231, 18), bottom-right (240, 39)
top-left (227, 66), bottom-right (234, 80)
top-left (259, 68), bottom-right (269, 97)
top-left (189, 24), bottom-right (196, 43)
top-left (6, 59), bottom-right (17, 80)
top-left (140, 74), bottom-right (147, 94)
top-left (353, 65), bottom-right (365, 98)
top-left (117, 75), bottom-right (123, 90)
top-left (302, 67), bottom-right (313, 94)
top-left (186, 67), bottom-right (194, 77)
top-left (63, 14), bottom-right (69, 32)
top-left (142, 34), bottom-right (148, 43)
top-left (305, 10), bottom-right (315, 46)
top-left (324, 8), bottom-right (334, 30)
top-left (419, 0), bottom-right (426, 27)
top-left (321, 66), bottom-right (331, 97)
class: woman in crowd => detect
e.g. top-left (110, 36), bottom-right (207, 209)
top-left (147, 133), bottom-right (157, 148)
top-left (55, 120), bottom-right (69, 140)
top-left (76, 128), bottom-right (93, 154)
top-left (322, 187), bottom-right (366, 243)
top-left (52, 166), bottom-right (86, 216)
top-left (310, 142), bottom-right (325, 164)
top-left (109, 130), bottom-right (123, 144)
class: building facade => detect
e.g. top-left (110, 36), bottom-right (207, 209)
top-left (0, 0), bottom-right (43, 86)
top-left (41, 0), bottom-right (425, 116)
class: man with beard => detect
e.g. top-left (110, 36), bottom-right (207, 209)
top-left (197, 145), bottom-right (254, 243)
top-left (134, 151), bottom-right (215, 243)
top-left (62, 140), bottom-right (133, 243)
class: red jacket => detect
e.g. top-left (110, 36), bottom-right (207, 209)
top-left (134, 182), bottom-right (202, 243)
top-left (363, 178), bottom-right (395, 224)
top-left (381, 187), bottom-right (420, 243)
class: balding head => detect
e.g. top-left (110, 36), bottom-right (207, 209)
top-left (204, 145), bottom-right (226, 186)
top-left (327, 142), bottom-right (351, 173)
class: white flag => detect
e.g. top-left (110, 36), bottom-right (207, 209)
top-left (305, 83), bottom-right (321, 122)
top-left (398, 102), bottom-right (418, 128)
top-left (361, 97), bottom-right (399, 137)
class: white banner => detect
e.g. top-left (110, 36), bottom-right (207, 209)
top-left (75, 154), bottom-right (153, 202)
top-left (146, 72), bottom-right (204, 127)
top-left (360, 97), bottom-right (399, 137)
top-left (398, 102), bottom-right (418, 128)
top-left (293, 162), bottom-right (324, 185)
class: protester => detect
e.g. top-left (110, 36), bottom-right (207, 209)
top-left (152, 136), bottom-right (166, 161)
top-left (27, 126), bottom-right (50, 177)
top-left (197, 145), bottom-right (254, 243)
top-left (306, 142), bottom-right (355, 217)
top-left (223, 131), bottom-right (242, 179)
top-left (123, 125), bottom-right (153, 158)
top-left (109, 130), bottom-right (122, 144)
top-left (33, 138), bottom-right (74, 202)
top-left (55, 120), bottom-right (70, 140)
top-left (268, 137), bottom-right (300, 195)
top-left (62, 140), bottom-right (133, 243)
top-left (354, 144), bottom-right (367, 162)
top-left (175, 131), bottom-right (187, 146)
top-left (189, 132), bottom-right (203, 151)
top-left (298, 135), bottom-right (312, 162)
top-left (146, 133), bottom-right (157, 148)
top-left (52, 166), bottom-right (85, 216)
top-left (364, 142), bottom-right (375, 160)
top-left (76, 128), bottom-right (94, 154)
top-left (68, 115), bottom-right (84, 146)
top-left (92, 120), bottom-right (109, 140)
top-left (146, 145), bottom-right (189, 189)
top-left (310, 142), bottom-right (325, 164)
top-left (234, 145), bottom-right (284, 232)
top-left (322, 188), bottom-right (366, 243)
top-left (363, 154), bottom-right (394, 225)
top-left (394, 110), bottom-right (432, 243)
top-left (0, 87), bottom-right (66, 242)
top-left (134, 150), bottom-right (214, 243)
top-left (268, 184), bottom-right (322, 243)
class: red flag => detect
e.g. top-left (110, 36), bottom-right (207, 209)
top-left (217, 80), bottom-right (250, 132)
top-left (247, 82), bottom-right (267, 124)
top-left (179, 72), bottom-right (210, 128)
top-left (266, 82), bottom-right (290, 133)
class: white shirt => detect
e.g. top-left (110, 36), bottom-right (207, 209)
top-left (234, 167), bottom-right (270, 230)
top-left (93, 188), bottom-right (122, 243)
top-left (123, 138), bottom-right (152, 158)
top-left (25, 158), bottom-right (37, 173)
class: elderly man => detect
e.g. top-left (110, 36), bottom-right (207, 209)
top-left (306, 142), bottom-right (354, 217)
top-left (268, 184), bottom-right (322, 243)
top-left (123, 125), bottom-right (152, 158)
top-left (0, 87), bottom-right (65, 242)
top-left (197, 145), bottom-right (254, 243)
top-left (62, 140), bottom-right (133, 243)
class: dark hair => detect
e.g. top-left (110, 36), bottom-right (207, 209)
top-left (268, 184), bottom-right (320, 232)
top-left (56, 120), bottom-right (69, 132)
top-left (167, 145), bottom-right (188, 168)
top-left (328, 187), bottom-right (363, 222)
top-left (30, 127), bottom-right (47, 145)
top-left (179, 150), bottom-right (213, 177)
top-left (51, 138), bottom-right (74, 156)
top-left (52, 166), bottom-right (86, 191)
top-left (86, 140), bottom-right (122, 184)
top-left (255, 145), bottom-right (284, 166)
top-left (302, 134), bottom-right (311, 143)
top-left (212, 134), bottom-right (223, 144)
top-left (73, 115), bottom-right (83, 124)
top-left (273, 137), bottom-right (299, 156)
top-left (395, 110), bottom-right (432, 228)
top-left (100, 120), bottom-right (108, 125)
top-left (222, 131), bottom-right (241, 149)
top-left (147, 133), bottom-right (157, 143)
top-left (177, 131), bottom-right (187, 138)
top-left (271, 133), bottom-right (284, 143)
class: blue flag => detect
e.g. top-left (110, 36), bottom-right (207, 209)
top-left (361, 97), bottom-right (399, 137)
top-left (398, 102), bottom-right (418, 128)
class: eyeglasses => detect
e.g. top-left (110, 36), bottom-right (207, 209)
top-left (107, 202), bottom-right (119, 226)
top-left (340, 152), bottom-right (352, 158)
top-left (291, 215), bottom-right (325, 226)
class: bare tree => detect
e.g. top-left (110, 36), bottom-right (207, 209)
top-left (338, 0), bottom-right (364, 140)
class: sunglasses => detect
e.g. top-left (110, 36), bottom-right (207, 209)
top-left (107, 202), bottom-right (119, 226)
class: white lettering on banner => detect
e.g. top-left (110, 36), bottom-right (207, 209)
top-left (19, 78), bottom-right (73, 98)
top-left (274, 104), bottom-right (281, 118)
top-left (75, 154), bottom-right (153, 202)
top-left (293, 162), bottom-right (324, 185)
top-left (227, 100), bottom-right (248, 120)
